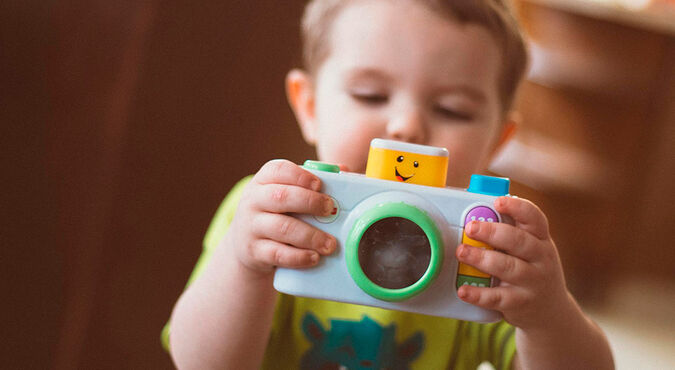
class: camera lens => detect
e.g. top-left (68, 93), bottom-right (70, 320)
top-left (358, 217), bottom-right (431, 289)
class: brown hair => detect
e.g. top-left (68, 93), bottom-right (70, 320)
top-left (300, 0), bottom-right (528, 113)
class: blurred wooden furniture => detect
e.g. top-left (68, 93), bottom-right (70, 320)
top-left (497, 0), bottom-right (675, 303)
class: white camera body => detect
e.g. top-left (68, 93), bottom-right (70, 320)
top-left (273, 161), bottom-right (512, 323)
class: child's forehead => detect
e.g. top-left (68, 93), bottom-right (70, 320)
top-left (329, 2), bottom-right (500, 66)
top-left (322, 1), bottom-right (501, 95)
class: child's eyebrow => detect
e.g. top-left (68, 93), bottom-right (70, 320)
top-left (343, 67), bottom-right (393, 84)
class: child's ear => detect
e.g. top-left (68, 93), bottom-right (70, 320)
top-left (490, 111), bottom-right (519, 160)
top-left (286, 69), bottom-right (317, 146)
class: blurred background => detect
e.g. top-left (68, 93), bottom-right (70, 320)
top-left (2, 0), bottom-right (673, 368)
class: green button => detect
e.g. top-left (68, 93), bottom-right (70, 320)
top-left (303, 160), bottom-right (340, 173)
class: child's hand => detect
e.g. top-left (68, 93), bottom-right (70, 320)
top-left (455, 196), bottom-right (572, 330)
top-left (226, 159), bottom-right (337, 276)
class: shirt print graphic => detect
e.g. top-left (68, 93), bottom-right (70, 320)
top-left (300, 312), bottom-right (425, 370)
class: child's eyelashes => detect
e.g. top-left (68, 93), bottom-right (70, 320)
top-left (349, 91), bottom-right (389, 105)
top-left (346, 87), bottom-right (474, 121)
top-left (433, 105), bottom-right (474, 121)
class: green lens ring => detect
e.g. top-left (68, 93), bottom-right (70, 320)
top-left (345, 202), bottom-right (443, 301)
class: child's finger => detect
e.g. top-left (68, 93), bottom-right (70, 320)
top-left (494, 196), bottom-right (549, 240)
top-left (250, 239), bottom-right (320, 269)
top-left (457, 284), bottom-right (528, 312)
top-left (254, 213), bottom-right (336, 256)
top-left (456, 244), bottom-right (532, 285)
top-left (254, 159), bottom-right (322, 191)
top-left (252, 183), bottom-right (334, 216)
top-left (464, 221), bottom-right (543, 262)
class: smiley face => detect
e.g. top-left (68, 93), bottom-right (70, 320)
top-left (394, 155), bottom-right (418, 182)
top-left (365, 139), bottom-right (449, 187)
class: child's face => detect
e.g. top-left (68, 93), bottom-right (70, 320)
top-left (289, 0), bottom-right (513, 187)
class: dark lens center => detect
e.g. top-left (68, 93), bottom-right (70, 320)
top-left (358, 217), bottom-right (431, 289)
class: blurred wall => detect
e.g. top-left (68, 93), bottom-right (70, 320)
top-left (3, 1), bottom-right (311, 368)
top-left (3, 1), bottom-right (62, 368)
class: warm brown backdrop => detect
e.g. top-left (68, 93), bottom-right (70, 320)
top-left (3, 1), bottom-right (674, 369)
top-left (4, 1), bottom-right (310, 368)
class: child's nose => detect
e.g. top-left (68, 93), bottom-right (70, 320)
top-left (386, 108), bottom-right (426, 144)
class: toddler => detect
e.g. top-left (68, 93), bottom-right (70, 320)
top-left (166, 0), bottom-right (614, 369)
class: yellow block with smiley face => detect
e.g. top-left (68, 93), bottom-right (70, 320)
top-left (365, 139), bottom-right (449, 187)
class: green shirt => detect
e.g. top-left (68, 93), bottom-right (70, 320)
top-left (163, 176), bottom-right (516, 369)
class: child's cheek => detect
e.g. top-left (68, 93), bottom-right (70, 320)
top-left (326, 126), bottom-right (382, 172)
top-left (316, 133), bottom-right (369, 172)
top-left (444, 144), bottom-right (491, 186)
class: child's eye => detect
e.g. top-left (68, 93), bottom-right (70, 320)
top-left (350, 91), bottom-right (389, 105)
top-left (434, 105), bottom-right (473, 121)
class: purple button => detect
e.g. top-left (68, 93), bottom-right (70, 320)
top-left (464, 206), bottom-right (499, 225)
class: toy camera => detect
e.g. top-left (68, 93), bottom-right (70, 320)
top-left (273, 139), bottom-right (512, 323)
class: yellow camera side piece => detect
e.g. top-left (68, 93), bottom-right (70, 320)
top-left (365, 139), bottom-right (449, 188)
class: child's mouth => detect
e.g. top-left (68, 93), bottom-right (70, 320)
top-left (394, 167), bottom-right (413, 182)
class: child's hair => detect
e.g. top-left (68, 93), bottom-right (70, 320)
top-left (300, 0), bottom-right (529, 113)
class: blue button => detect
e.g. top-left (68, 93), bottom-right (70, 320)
top-left (467, 174), bottom-right (510, 196)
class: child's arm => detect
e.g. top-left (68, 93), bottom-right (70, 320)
top-left (455, 197), bottom-right (614, 370)
top-left (169, 160), bottom-right (337, 369)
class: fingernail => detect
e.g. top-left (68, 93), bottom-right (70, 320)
top-left (469, 221), bottom-right (480, 234)
top-left (311, 179), bottom-right (321, 191)
top-left (457, 287), bottom-right (468, 299)
top-left (324, 198), bottom-right (334, 215)
top-left (324, 238), bottom-right (335, 254)
top-left (458, 245), bottom-right (470, 258)
top-left (496, 197), bottom-right (506, 208)
top-left (310, 253), bottom-right (319, 264)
